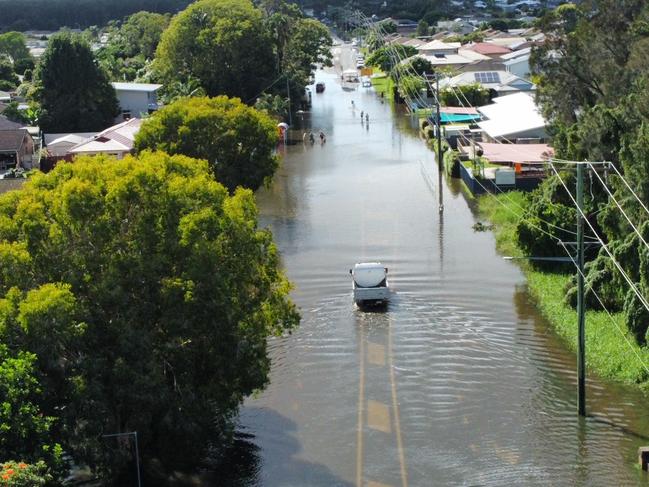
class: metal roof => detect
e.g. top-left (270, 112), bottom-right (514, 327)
top-left (111, 82), bottom-right (163, 92)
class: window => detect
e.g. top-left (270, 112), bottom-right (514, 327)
top-left (474, 72), bottom-right (500, 84)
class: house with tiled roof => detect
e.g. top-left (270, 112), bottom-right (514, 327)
top-left (67, 118), bottom-right (142, 159)
top-left (464, 42), bottom-right (512, 57)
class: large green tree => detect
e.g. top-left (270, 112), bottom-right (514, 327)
top-left (0, 31), bottom-right (31, 70)
top-left (135, 96), bottom-right (280, 191)
top-left (522, 0), bottom-right (649, 343)
top-left (366, 45), bottom-right (417, 73)
top-left (34, 33), bottom-right (119, 132)
top-left (154, 0), bottom-right (276, 101)
top-left (0, 152), bottom-right (299, 480)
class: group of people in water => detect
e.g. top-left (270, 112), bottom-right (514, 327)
top-left (351, 100), bottom-right (369, 123)
top-left (303, 130), bottom-right (326, 145)
top-left (301, 99), bottom-right (372, 146)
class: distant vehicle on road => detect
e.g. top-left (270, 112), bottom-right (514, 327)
top-left (356, 61), bottom-right (365, 69)
top-left (350, 262), bottom-right (390, 306)
top-left (315, 82), bottom-right (325, 93)
top-left (361, 77), bottom-right (372, 88)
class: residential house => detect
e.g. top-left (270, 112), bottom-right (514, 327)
top-left (44, 132), bottom-right (96, 159)
top-left (0, 129), bottom-right (35, 171)
top-left (501, 48), bottom-right (532, 79)
top-left (477, 92), bottom-right (548, 142)
top-left (463, 42), bottom-right (512, 58)
top-left (417, 40), bottom-right (461, 57)
top-left (67, 118), bottom-right (142, 160)
top-left (441, 70), bottom-right (535, 97)
top-left (111, 82), bottom-right (162, 123)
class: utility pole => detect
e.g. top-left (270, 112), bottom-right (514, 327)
top-left (576, 162), bottom-right (586, 416)
top-left (286, 76), bottom-right (293, 127)
top-left (435, 74), bottom-right (443, 213)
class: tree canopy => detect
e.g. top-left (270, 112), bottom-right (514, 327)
top-left (0, 151), bottom-right (299, 480)
top-left (0, 32), bottom-right (32, 72)
top-left (34, 33), bottom-right (119, 132)
top-left (97, 11), bottom-right (170, 82)
top-left (366, 45), bottom-right (417, 73)
top-left (154, 0), bottom-right (276, 101)
top-left (135, 96), bottom-right (280, 192)
top-left (522, 0), bottom-right (649, 343)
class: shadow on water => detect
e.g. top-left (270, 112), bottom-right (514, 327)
top-left (210, 408), bottom-right (354, 487)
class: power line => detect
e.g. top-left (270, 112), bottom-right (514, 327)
top-left (550, 162), bottom-right (649, 315)
top-left (589, 162), bottom-right (649, 253)
top-left (608, 162), bottom-right (649, 220)
top-left (557, 240), bottom-right (649, 377)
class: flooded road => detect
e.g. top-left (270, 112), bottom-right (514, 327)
top-left (233, 47), bottom-right (649, 486)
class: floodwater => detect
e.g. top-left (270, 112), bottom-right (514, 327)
top-left (229, 46), bottom-right (649, 486)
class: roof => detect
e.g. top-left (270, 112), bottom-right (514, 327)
top-left (441, 113), bottom-right (481, 123)
top-left (503, 54), bottom-right (530, 67)
top-left (111, 82), bottom-right (163, 93)
top-left (69, 118), bottom-right (142, 154)
top-left (417, 40), bottom-right (461, 52)
top-left (416, 54), bottom-right (474, 66)
top-left (465, 42), bottom-right (512, 55)
top-left (0, 116), bottom-right (22, 131)
top-left (441, 70), bottom-right (534, 92)
top-left (440, 106), bottom-right (479, 115)
top-left (477, 92), bottom-right (547, 139)
top-left (474, 142), bottom-right (553, 163)
top-left (500, 47), bottom-right (532, 60)
top-left (44, 133), bottom-right (96, 146)
top-left (483, 37), bottom-right (527, 49)
top-left (456, 48), bottom-right (491, 62)
top-left (0, 129), bottom-right (28, 152)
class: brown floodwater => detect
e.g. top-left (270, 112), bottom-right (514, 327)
top-left (224, 48), bottom-right (649, 487)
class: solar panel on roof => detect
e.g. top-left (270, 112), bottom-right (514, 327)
top-left (474, 72), bottom-right (500, 84)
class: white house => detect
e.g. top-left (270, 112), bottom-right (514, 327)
top-left (111, 82), bottom-right (162, 123)
top-left (477, 92), bottom-right (548, 142)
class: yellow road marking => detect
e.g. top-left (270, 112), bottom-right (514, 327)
top-left (367, 400), bottom-right (392, 433)
top-left (367, 481), bottom-right (394, 487)
top-left (367, 342), bottom-right (386, 366)
top-left (388, 323), bottom-right (408, 487)
top-left (356, 333), bottom-right (365, 487)
top-left (494, 445), bottom-right (520, 465)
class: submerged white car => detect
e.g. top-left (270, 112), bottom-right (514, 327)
top-left (349, 262), bottom-right (390, 306)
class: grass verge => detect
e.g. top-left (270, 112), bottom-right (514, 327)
top-left (478, 191), bottom-right (649, 389)
top-left (370, 73), bottom-right (393, 101)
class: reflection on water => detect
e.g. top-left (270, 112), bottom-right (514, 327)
top-left (229, 64), bottom-right (649, 486)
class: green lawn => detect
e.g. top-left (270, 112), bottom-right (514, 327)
top-left (370, 74), bottom-right (394, 101)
